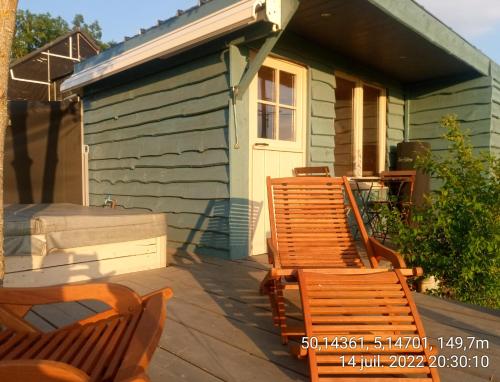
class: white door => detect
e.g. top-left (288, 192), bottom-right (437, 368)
top-left (249, 57), bottom-right (307, 256)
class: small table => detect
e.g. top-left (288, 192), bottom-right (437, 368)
top-left (349, 177), bottom-right (386, 239)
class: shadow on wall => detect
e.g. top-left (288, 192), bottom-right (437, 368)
top-left (5, 101), bottom-right (83, 204)
top-left (41, 102), bottom-right (62, 202)
top-left (9, 101), bottom-right (33, 203)
top-left (179, 198), bottom-right (262, 259)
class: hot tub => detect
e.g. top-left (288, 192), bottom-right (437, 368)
top-left (4, 204), bottom-right (168, 286)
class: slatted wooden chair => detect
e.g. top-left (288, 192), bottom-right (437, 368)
top-left (0, 283), bottom-right (173, 381)
top-left (260, 176), bottom-right (407, 343)
top-left (297, 268), bottom-right (439, 381)
top-left (293, 166), bottom-right (331, 177)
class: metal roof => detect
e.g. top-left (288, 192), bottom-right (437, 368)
top-left (66, 0), bottom-right (498, 91)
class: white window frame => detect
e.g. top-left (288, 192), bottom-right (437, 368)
top-left (249, 56), bottom-right (307, 152)
top-left (335, 72), bottom-right (387, 177)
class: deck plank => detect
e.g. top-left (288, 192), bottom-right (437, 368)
top-left (138, 275), bottom-right (284, 334)
top-left (31, 301), bottom-right (96, 328)
top-left (149, 348), bottom-right (224, 382)
top-left (24, 311), bottom-right (57, 332)
top-left (162, 319), bottom-right (307, 381)
top-left (167, 298), bottom-right (308, 375)
top-left (26, 252), bottom-right (498, 382)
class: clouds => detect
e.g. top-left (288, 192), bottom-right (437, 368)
top-left (416, 0), bottom-right (500, 37)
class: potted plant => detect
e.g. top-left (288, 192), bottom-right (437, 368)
top-left (381, 115), bottom-right (499, 308)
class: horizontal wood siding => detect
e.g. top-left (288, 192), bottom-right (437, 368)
top-left (273, 32), bottom-right (405, 173)
top-left (387, 88), bottom-right (405, 168)
top-left (84, 50), bottom-right (230, 257)
top-left (492, 62), bottom-right (500, 155)
top-left (310, 68), bottom-right (336, 167)
top-left (409, 76), bottom-right (493, 153)
top-left (270, 34), bottom-right (336, 169)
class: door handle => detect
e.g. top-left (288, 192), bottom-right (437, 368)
top-left (254, 143), bottom-right (269, 147)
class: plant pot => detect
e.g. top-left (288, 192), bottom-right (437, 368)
top-left (418, 276), bottom-right (440, 293)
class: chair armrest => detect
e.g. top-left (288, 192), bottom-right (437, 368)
top-left (0, 283), bottom-right (143, 315)
top-left (0, 360), bottom-right (90, 382)
top-left (267, 238), bottom-right (280, 266)
top-left (141, 287), bottom-right (173, 302)
top-left (368, 237), bottom-right (407, 268)
top-left (115, 293), bottom-right (167, 381)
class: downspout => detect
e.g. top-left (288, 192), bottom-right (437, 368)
top-left (231, 86), bottom-right (240, 149)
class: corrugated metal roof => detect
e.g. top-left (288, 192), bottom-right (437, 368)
top-left (71, 0), bottom-right (497, 85)
top-left (75, 0), bottom-right (238, 72)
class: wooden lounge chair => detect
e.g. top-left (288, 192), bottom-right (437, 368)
top-left (0, 283), bottom-right (173, 381)
top-left (293, 166), bottom-right (331, 177)
top-left (260, 176), bottom-right (407, 343)
top-left (297, 268), bottom-right (439, 381)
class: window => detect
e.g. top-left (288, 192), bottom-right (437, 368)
top-left (334, 74), bottom-right (386, 177)
top-left (257, 65), bottom-right (297, 141)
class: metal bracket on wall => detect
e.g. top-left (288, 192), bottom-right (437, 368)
top-left (229, 0), bottom-right (299, 149)
top-left (232, 0), bottom-right (299, 100)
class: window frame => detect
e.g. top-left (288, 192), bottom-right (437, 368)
top-left (249, 56), bottom-right (307, 152)
top-left (335, 71), bottom-right (387, 177)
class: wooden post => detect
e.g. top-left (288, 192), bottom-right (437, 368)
top-left (0, 0), bottom-right (19, 285)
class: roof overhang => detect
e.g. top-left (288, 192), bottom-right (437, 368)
top-left (61, 0), bottom-right (281, 92)
top-left (287, 0), bottom-right (493, 84)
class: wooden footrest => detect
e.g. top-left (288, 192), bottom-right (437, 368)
top-left (297, 269), bottom-right (440, 382)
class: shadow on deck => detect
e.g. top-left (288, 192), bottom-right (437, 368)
top-left (28, 251), bottom-right (499, 382)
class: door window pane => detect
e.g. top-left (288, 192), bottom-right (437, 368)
top-left (279, 71), bottom-right (295, 106)
top-left (256, 63), bottom-right (301, 143)
top-left (279, 108), bottom-right (295, 141)
top-left (258, 103), bottom-right (275, 139)
top-left (363, 85), bottom-right (380, 176)
top-left (258, 66), bottom-right (275, 102)
top-left (334, 77), bottom-right (355, 176)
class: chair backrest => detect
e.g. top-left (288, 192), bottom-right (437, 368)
top-left (293, 166), bottom-right (330, 177)
top-left (380, 170), bottom-right (416, 203)
top-left (266, 176), bottom-right (376, 268)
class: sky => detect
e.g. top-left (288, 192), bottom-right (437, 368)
top-left (18, 0), bottom-right (500, 63)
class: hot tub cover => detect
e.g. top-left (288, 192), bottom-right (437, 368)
top-left (4, 204), bottom-right (168, 256)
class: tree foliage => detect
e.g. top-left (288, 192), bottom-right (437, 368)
top-left (382, 115), bottom-right (500, 308)
top-left (12, 10), bottom-right (111, 59)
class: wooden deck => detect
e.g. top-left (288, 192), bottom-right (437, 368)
top-left (26, 251), bottom-right (499, 381)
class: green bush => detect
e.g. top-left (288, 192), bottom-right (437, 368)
top-left (383, 115), bottom-right (500, 308)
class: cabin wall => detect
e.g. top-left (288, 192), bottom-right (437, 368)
top-left (269, 34), bottom-right (335, 168)
top-left (492, 62), bottom-right (500, 155)
top-left (83, 49), bottom-right (231, 258)
top-left (408, 75), bottom-right (493, 154)
top-left (309, 68), bottom-right (336, 167)
top-left (306, 68), bottom-right (335, 167)
top-left (272, 32), bottom-right (405, 173)
top-left (386, 89), bottom-right (405, 167)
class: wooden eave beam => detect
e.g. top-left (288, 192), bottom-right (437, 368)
top-left (232, 0), bottom-right (299, 100)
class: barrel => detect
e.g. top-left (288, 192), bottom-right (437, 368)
top-left (396, 141), bottom-right (430, 207)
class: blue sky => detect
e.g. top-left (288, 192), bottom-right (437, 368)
top-left (18, 0), bottom-right (500, 63)
top-left (18, 0), bottom-right (198, 42)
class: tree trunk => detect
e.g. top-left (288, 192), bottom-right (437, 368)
top-left (0, 0), bottom-right (18, 286)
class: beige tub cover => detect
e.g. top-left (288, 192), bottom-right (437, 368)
top-left (4, 204), bottom-right (168, 256)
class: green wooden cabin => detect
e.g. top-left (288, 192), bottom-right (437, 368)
top-left (62, 0), bottom-right (500, 259)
